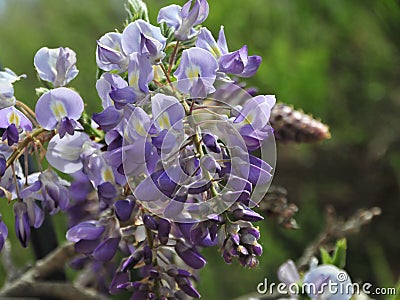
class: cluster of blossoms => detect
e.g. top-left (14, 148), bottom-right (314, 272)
top-left (0, 0), bottom-right (277, 298)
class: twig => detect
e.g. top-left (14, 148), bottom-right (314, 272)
top-left (297, 206), bottom-right (381, 269)
top-left (0, 240), bottom-right (21, 282)
top-left (1, 281), bottom-right (109, 300)
top-left (0, 242), bottom-right (110, 299)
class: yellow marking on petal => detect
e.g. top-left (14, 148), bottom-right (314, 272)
top-left (185, 65), bottom-right (201, 80)
top-left (158, 114), bottom-right (171, 130)
top-left (134, 121), bottom-right (147, 136)
top-left (244, 113), bottom-right (255, 125)
top-left (129, 72), bottom-right (139, 89)
top-left (8, 110), bottom-right (20, 126)
top-left (102, 167), bottom-right (115, 183)
top-left (50, 101), bottom-right (67, 120)
top-left (210, 45), bottom-right (221, 58)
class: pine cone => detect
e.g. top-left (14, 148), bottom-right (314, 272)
top-left (270, 103), bottom-right (331, 143)
top-left (258, 186), bottom-right (299, 229)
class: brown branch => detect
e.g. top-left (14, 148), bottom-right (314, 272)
top-left (297, 206), bottom-right (381, 270)
top-left (1, 281), bottom-right (109, 300)
top-left (0, 242), bottom-right (110, 300)
top-left (0, 240), bottom-right (21, 282)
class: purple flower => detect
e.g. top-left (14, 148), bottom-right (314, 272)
top-left (196, 27), bottom-right (262, 77)
top-left (96, 32), bottom-right (129, 72)
top-left (218, 45), bottom-right (261, 78)
top-left (232, 95), bottom-right (276, 151)
top-left (34, 47), bottom-right (79, 87)
top-left (304, 265), bottom-right (353, 300)
top-left (220, 221), bottom-right (262, 268)
top-left (0, 144), bottom-right (24, 199)
top-left (35, 87), bottom-right (84, 138)
top-left (67, 219), bottom-right (121, 262)
top-left (0, 79), bottom-right (16, 109)
top-left (158, 0), bottom-right (209, 41)
top-left (196, 26), bottom-right (228, 59)
top-left (23, 197), bottom-right (44, 229)
top-left (96, 73), bottom-right (129, 109)
top-left (114, 198), bottom-right (136, 222)
top-left (127, 53), bottom-right (153, 95)
top-left (121, 20), bottom-right (166, 64)
top-left (151, 93), bottom-right (185, 153)
top-left (0, 107), bottom-right (33, 145)
top-left (175, 240), bottom-right (206, 269)
top-left (122, 107), bottom-right (158, 176)
top-left (13, 201), bottom-right (31, 248)
top-left (0, 214), bottom-right (8, 252)
top-left (45, 131), bottom-right (91, 173)
top-left (174, 47), bottom-right (218, 97)
top-left (21, 170), bottom-right (70, 215)
top-left (0, 68), bottom-right (26, 84)
top-left (278, 259), bottom-right (301, 285)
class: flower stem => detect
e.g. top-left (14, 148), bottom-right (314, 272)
top-left (168, 41), bottom-right (180, 75)
top-left (6, 127), bottom-right (47, 170)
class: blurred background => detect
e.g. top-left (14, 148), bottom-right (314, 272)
top-left (0, 0), bottom-right (399, 299)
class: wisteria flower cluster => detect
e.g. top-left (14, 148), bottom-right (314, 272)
top-left (0, 0), bottom-right (277, 298)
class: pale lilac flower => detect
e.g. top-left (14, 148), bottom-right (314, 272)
top-left (219, 45), bottom-right (262, 78)
top-left (195, 26), bottom-right (228, 59)
top-left (232, 95), bottom-right (276, 151)
top-left (35, 87), bottom-right (84, 138)
top-left (21, 170), bottom-right (70, 215)
top-left (278, 259), bottom-right (301, 285)
top-left (96, 32), bottom-right (129, 72)
top-left (0, 68), bottom-right (26, 109)
top-left (158, 0), bottom-right (209, 40)
top-left (196, 26), bottom-right (262, 78)
top-left (0, 68), bottom-right (27, 84)
top-left (96, 73), bottom-right (129, 109)
top-left (46, 131), bottom-right (91, 173)
top-left (304, 265), bottom-right (353, 300)
top-left (121, 20), bottom-right (166, 64)
top-left (174, 47), bottom-right (218, 97)
top-left (0, 144), bottom-right (24, 199)
top-left (127, 53), bottom-right (153, 95)
top-left (0, 106), bottom-right (32, 145)
top-left (34, 47), bottom-right (79, 87)
top-left (122, 107), bottom-right (158, 176)
top-left (151, 93), bottom-right (185, 154)
top-left (0, 79), bottom-right (16, 109)
top-left (34, 47), bottom-right (78, 87)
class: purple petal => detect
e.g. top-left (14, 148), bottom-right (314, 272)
top-left (66, 221), bottom-right (105, 242)
top-left (0, 107), bottom-right (32, 131)
top-left (174, 47), bottom-right (218, 95)
top-left (35, 87), bottom-right (84, 130)
top-left (34, 47), bottom-right (78, 87)
top-left (157, 4), bottom-right (181, 29)
top-left (241, 55), bottom-right (262, 78)
top-left (96, 32), bottom-right (128, 72)
top-left (121, 20), bottom-right (166, 57)
top-left (93, 106), bottom-right (123, 132)
top-left (93, 237), bottom-right (120, 261)
top-left (13, 202), bottom-right (31, 248)
top-left (175, 242), bottom-right (206, 269)
top-left (114, 199), bottom-right (135, 222)
top-left (46, 132), bottom-right (90, 173)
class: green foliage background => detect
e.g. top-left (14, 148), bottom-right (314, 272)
top-left (1, 0), bottom-right (400, 299)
